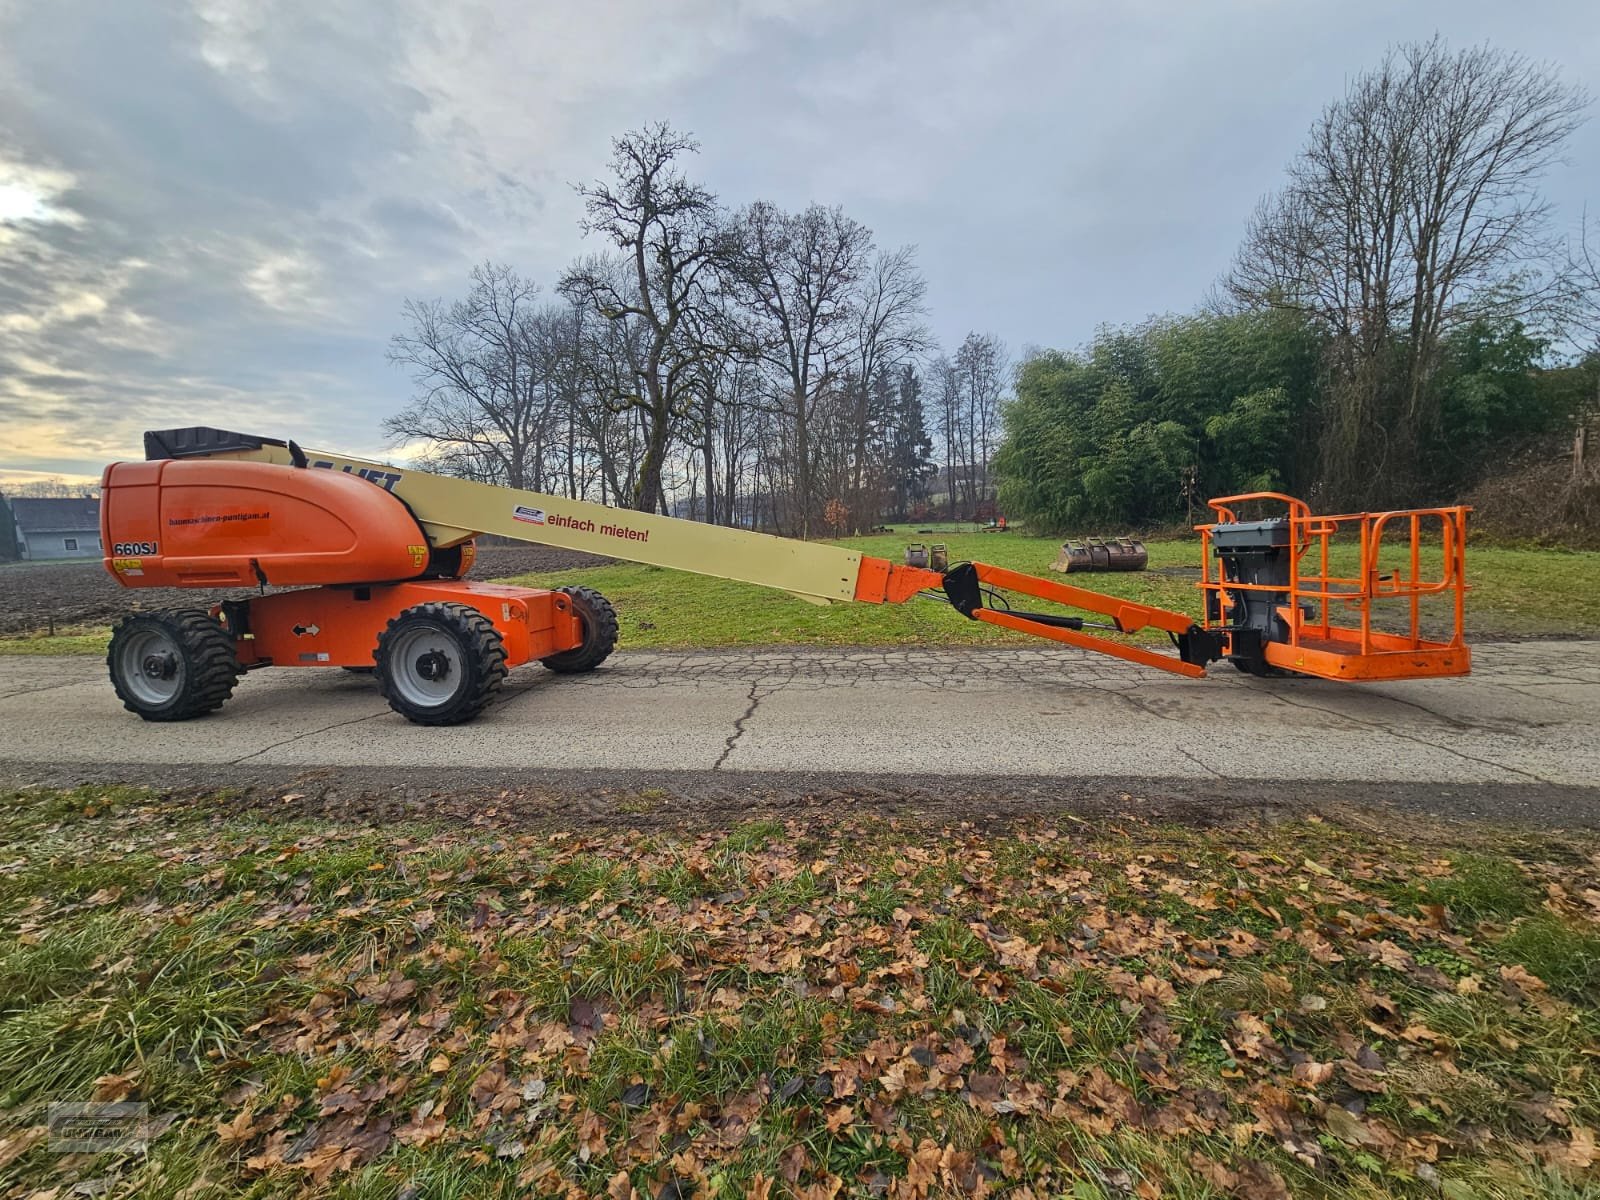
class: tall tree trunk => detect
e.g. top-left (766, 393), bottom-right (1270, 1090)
top-left (702, 385), bottom-right (717, 524)
top-left (793, 379), bottom-right (812, 538)
top-left (632, 370), bottom-right (671, 512)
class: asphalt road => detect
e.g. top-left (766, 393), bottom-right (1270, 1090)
top-left (2, 643), bottom-right (1595, 794)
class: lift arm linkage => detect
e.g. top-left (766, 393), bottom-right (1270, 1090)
top-left (851, 556), bottom-right (1216, 677)
top-left (148, 427), bottom-right (1216, 678)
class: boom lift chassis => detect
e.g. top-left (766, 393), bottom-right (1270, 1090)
top-left (97, 427), bottom-right (1471, 725)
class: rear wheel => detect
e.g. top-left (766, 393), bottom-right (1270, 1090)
top-left (540, 586), bottom-right (618, 674)
top-left (107, 609), bottom-right (241, 721)
top-left (375, 602), bottom-right (506, 725)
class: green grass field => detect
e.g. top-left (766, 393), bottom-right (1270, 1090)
top-left (0, 631), bottom-right (109, 656)
top-left (0, 788), bottom-right (1596, 1198)
top-left (4, 533), bottom-right (1599, 655)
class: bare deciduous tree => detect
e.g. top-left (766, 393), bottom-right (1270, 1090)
top-left (928, 354), bottom-right (961, 518)
top-left (843, 247), bottom-right (930, 529)
top-left (386, 262), bottom-right (550, 489)
top-left (1229, 38), bottom-right (1587, 504)
top-left (1564, 215), bottom-right (1600, 477)
top-left (725, 202), bottom-right (873, 536)
top-left (954, 332), bottom-right (1008, 512)
top-left (560, 123), bottom-right (727, 513)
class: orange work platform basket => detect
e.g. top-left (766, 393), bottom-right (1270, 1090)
top-left (1196, 493), bottom-right (1470, 682)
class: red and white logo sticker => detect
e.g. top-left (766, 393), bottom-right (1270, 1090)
top-left (513, 505), bottom-right (547, 525)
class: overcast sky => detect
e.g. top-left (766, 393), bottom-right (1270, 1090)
top-left (1, 0), bottom-right (1596, 488)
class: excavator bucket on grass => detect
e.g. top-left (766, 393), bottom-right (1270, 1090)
top-left (1050, 536), bottom-right (1148, 573)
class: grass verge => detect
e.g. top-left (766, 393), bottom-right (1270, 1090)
top-left (0, 629), bottom-right (110, 656)
top-left (0, 787), bottom-right (1597, 1197)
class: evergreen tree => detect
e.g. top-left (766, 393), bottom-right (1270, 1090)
top-left (886, 364), bottom-right (936, 520)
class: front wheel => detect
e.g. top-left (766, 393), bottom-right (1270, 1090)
top-left (375, 602), bottom-right (507, 725)
top-left (107, 609), bottom-right (241, 721)
top-left (539, 586), bottom-right (618, 674)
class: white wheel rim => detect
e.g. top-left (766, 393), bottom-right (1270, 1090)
top-left (387, 624), bottom-right (465, 709)
top-left (117, 627), bottom-right (184, 707)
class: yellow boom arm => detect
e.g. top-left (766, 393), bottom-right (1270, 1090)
top-left (205, 437), bottom-right (869, 602)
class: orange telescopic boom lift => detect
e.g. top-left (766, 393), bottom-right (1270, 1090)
top-left (97, 427), bottom-right (1471, 725)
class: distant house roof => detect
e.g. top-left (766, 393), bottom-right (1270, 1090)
top-left (10, 497), bottom-right (100, 533)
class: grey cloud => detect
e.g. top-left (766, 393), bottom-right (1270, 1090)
top-left (365, 197), bottom-right (468, 242)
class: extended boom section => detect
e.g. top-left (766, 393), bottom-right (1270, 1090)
top-left (95, 427), bottom-right (1468, 726)
top-left (141, 426), bottom-right (868, 603)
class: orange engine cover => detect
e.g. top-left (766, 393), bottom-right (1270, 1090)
top-left (101, 459), bottom-right (431, 589)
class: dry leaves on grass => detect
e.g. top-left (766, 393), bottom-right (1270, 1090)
top-left (1, 792), bottom-right (1598, 1198)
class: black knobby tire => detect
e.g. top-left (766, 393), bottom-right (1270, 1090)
top-left (375, 602), bottom-right (507, 725)
top-left (540, 586), bottom-right (618, 674)
top-left (107, 609), bottom-right (241, 721)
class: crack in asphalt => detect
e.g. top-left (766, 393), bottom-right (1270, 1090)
top-left (1080, 682), bottom-right (1179, 723)
top-left (1262, 689), bottom-right (1558, 785)
top-left (0, 678), bottom-right (97, 699)
top-left (713, 683), bottom-right (763, 771)
top-left (1492, 683), bottom-right (1585, 709)
top-left (230, 708), bottom-right (391, 765)
top-left (1070, 682), bottom-right (1224, 778)
top-left (1348, 689), bottom-right (1501, 733)
top-left (1172, 744), bottom-right (1225, 780)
